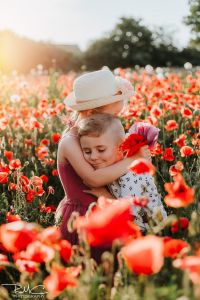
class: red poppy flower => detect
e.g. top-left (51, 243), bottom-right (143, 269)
top-left (164, 174), bottom-right (194, 207)
top-left (181, 107), bottom-right (193, 118)
top-left (44, 265), bottom-right (81, 298)
top-left (9, 183), bottom-right (18, 190)
top-left (75, 200), bottom-right (141, 247)
top-left (129, 158), bottom-right (155, 175)
top-left (39, 204), bottom-right (56, 213)
top-left (9, 159), bottom-right (22, 170)
top-left (51, 133), bottom-right (61, 143)
top-left (173, 134), bottom-right (186, 148)
top-left (122, 235), bottom-right (164, 275)
top-left (171, 217), bottom-right (189, 233)
top-left (162, 148), bottom-right (175, 161)
top-left (180, 146), bottom-right (194, 157)
top-left (164, 238), bottom-right (189, 258)
top-left (150, 106), bottom-right (162, 118)
top-left (52, 169), bottom-right (58, 176)
top-left (23, 241), bottom-right (55, 263)
top-left (151, 143), bottom-right (162, 156)
top-left (40, 138), bottom-right (50, 145)
top-left (40, 174), bottom-right (49, 183)
top-left (4, 150), bottom-right (13, 161)
top-left (20, 175), bottom-right (29, 187)
top-left (169, 161), bottom-right (184, 176)
top-left (120, 134), bottom-right (147, 157)
top-left (6, 212), bottom-right (21, 223)
top-left (0, 221), bottom-right (38, 253)
top-left (165, 120), bottom-right (178, 131)
top-left (15, 259), bottom-right (39, 275)
top-left (0, 172), bottom-right (8, 184)
top-left (56, 240), bottom-right (72, 263)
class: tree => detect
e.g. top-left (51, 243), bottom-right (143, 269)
top-left (84, 17), bottom-right (183, 70)
top-left (185, 0), bottom-right (200, 49)
top-left (84, 17), bottom-right (155, 69)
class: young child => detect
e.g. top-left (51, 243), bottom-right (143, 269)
top-left (77, 113), bottom-right (167, 232)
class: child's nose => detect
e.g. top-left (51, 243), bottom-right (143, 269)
top-left (90, 151), bottom-right (99, 160)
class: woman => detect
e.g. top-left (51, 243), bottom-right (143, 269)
top-left (55, 69), bottom-right (151, 246)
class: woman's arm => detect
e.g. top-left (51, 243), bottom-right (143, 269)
top-left (58, 136), bottom-right (150, 187)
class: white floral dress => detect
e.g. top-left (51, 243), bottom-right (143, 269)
top-left (108, 172), bottom-right (167, 231)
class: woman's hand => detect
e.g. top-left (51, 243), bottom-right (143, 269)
top-left (83, 187), bottom-right (114, 199)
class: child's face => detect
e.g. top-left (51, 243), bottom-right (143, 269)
top-left (80, 129), bottom-right (120, 169)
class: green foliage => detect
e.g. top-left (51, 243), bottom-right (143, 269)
top-left (84, 17), bottom-right (200, 69)
top-left (185, 0), bottom-right (200, 48)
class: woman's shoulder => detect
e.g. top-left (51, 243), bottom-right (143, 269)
top-left (59, 129), bottom-right (79, 147)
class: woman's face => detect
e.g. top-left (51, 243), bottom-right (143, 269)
top-left (101, 101), bottom-right (124, 115)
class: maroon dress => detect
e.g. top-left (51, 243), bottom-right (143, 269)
top-left (56, 162), bottom-right (96, 244)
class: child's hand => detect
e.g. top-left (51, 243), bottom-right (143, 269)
top-left (134, 145), bottom-right (152, 162)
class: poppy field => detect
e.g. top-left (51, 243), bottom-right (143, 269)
top-left (0, 66), bottom-right (199, 300)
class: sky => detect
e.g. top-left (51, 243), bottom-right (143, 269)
top-left (0, 0), bottom-right (191, 50)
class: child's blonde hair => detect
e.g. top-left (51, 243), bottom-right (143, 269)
top-left (77, 113), bottom-right (125, 144)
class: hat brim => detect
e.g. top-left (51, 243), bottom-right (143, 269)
top-left (64, 90), bottom-right (134, 111)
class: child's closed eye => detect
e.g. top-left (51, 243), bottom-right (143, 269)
top-left (98, 149), bottom-right (106, 153)
top-left (83, 150), bottom-right (91, 155)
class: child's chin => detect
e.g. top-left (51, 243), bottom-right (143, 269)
top-left (93, 163), bottom-right (111, 169)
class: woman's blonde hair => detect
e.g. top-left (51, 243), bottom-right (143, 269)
top-left (61, 106), bottom-right (106, 137)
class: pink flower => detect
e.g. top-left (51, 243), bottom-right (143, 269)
top-left (129, 122), bottom-right (160, 149)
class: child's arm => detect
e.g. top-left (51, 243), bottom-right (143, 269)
top-left (58, 135), bottom-right (149, 188)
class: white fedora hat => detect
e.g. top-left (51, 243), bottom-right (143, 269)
top-left (64, 69), bottom-right (134, 111)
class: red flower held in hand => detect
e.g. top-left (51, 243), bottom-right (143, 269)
top-left (122, 236), bottom-right (164, 275)
top-left (75, 200), bottom-right (141, 247)
top-left (120, 133), bottom-right (147, 157)
top-left (129, 158), bottom-right (156, 175)
top-left (164, 174), bottom-right (194, 208)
